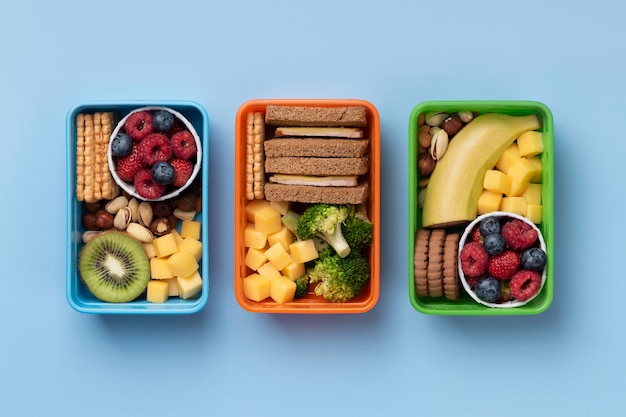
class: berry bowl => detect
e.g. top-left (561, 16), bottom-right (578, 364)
top-left (66, 100), bottom-right (209, 314)
top-left (458, 212), bottom-right (547, 308)
top-left (108, 106), bottom-right (202, 202)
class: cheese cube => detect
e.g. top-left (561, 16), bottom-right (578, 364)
top-left (477, 190), bottom-right (502, 215)
top-left (508, 158), bottom-right (535, 185)
top-left (268, 226), bottom-right (294, 252)
top-left (483, 170), bottom-right (512, 195)
top-left (270, 200), bottom-right (291, 215)
top-left (170, 228), bottom-right (185, 247)
top-left (507, 179), bottom-right (529, 197)
top-left (177, 270), bottom-right (203, 299)
top-left (153, 233), bottom-right (178, 258)
top-left (254, 206), bottom-right (282, 235)
top-left (264, 242), bottom-right (292, 270)
top-left (517, 131), bottom-right (544, 157)
top-left (243, 273), bottom-right (271, 302)
top-left (527, 156), bottom-right (543, 183)
top-left (181, 220), bottom-right (201, 240)
top-left (142, 242), bottom-right (157, 259)
top-left (495, 143), bottom-right (521, 174)
top-left (150, 257), bottom-right (173, 279)
top-left (246, 199), bottom-right (270, 222)
top-left (500, 197), bottom-right (527, 216)
top-left (289, 239), bottom-right (319, 264)
top-left (270, 276), bottom-right (297, 304)
top-left (526, 204), bottom-right (543, 224)
top-left (282, 261), bottom-right (305, 280)
top-left (164, 278), bottom-right (179, 297)
top-left (257, 262), bottom-right (281, 278)
top-left (521, 183), bottom-right (542, 205)
top-left (245, 223), bottom-right (267, 249)
top-left (146, 280), bottom-right (169, 303)
top-left (245, 247), bottom-right (268, 271)
top-left (178, 237), bottom-right (203, 261)
top-left (167, 251), bottom-right (199, 278)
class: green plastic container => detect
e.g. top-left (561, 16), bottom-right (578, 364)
top-left (408, 100), bottom-right (554, 315)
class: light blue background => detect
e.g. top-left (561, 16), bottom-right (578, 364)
top-left (1, 0), bottom-right (622, 415)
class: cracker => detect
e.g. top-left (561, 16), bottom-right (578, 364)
top-left (245, 112), bottom-right (255, 200)
top-left (83, 114), bottom-right (95, 203)
top-left (75, 114), bottom-right (86, 201)
top-left (413, 229), bottom-right (430, 298)
top-left (253, 112), bottom-right (265, 199)
top-left (443, 233), bottom-right (460, 301)
top-left (427, 229), bottom-right (445, 298)
top-left (93, 113), bottom-right (103, 201)
top-left (100, 112), bottom-right (119, 199)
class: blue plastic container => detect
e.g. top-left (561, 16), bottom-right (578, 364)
top-left (65, 100), bottom-right (209, 314)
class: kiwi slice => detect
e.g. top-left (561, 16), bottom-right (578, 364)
top-left (78, 232), bottom-right (151, 303)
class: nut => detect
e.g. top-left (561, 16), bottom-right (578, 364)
top-left (151, 200), bottom-right (174, 218)
top-left (82, 212), bottom-right (98, 231)
top-left (126, 222), bottom-right (154, 243)
top-left (429, 126), bottom-right (441, 137)
top-left (104, 195), bottom-right (129, 214)
top-left (430, 129), bottom-right (449, 160)
top-left (174, 192), bottom-right (197, 212)
top-left (113, 207), bottom-right (132, 230)
top-left (82, 230), bottom-right (103, 244)
top-left (173, 208), bottom-right (196, 221)
top-left (418, 188), bottom-right (427, 208)
top-left (458, 110), bottom-right (474, 123)
top-left (95, 209), bottom-right (114, 230)
top-left (418, 112), bottom-right (426, 126)
top-left (417, 125), bottom-right (432, 148)
top-left (149, 217), bottom-right (174, 236)
top-left (441, 115), bottom-right (464, 137)
top-left (138, 201), bottom-right (153, 228)
top-left (425, 111), bottom-right (449, 127)
top-left (128, 198), bottom-right (139, 223)
top-left (417, 153), bottom-right (436, 177)
top-left (83, 202), bottom-right (101, 213)
top-left (418, 177), bottom-right (430, 188)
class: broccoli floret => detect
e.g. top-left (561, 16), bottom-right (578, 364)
top-left (296, 204), bottom-right (351, 258)
top-left (309, 251), bottom-right (370, 302)
top-left (281, 210), bottom-right (301, 235)
top-left (294, 273), bottom-right (310, 299)
top-left (343, 214), bottom-right (373, 252)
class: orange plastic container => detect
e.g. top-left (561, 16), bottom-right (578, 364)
top-left (234, 99), bottom-right (380, 314)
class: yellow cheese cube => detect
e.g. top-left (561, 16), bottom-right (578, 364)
top-left (483, 170), bottom-right (512, 195)
top-left (521, 183), bottom-right (542, 205)
top-left (245, 247), bottom-right (268, 271)
top-left (264, 242), bottom-right (292, 270)
top-left (270, 200), bottom-right (291, 215)
top-left (243, 273), bottom-right (271, 302)
top-left (477, 190), bottom-right (502, 215)
top-left (508, 158), bottom-right (535, 185)
top-left (270, 276), bottom-right (297, 304)
top-left (142, 242), bottom-right (157, 259)
top-left (517, 131), bottom-right (544, 157)
top-left (526, 204), bottom-right (543, 224)
top-left (164, 278), bottom-right (179, 297)
top-left (268, 226), bottom-right (294, 252)
top-left (289, 239), bottom-right (319, 264)
top-left (282, 261), bottom-right (305, 280)
top-left (170, 228), bottom-right (185, 247)
top-left (245, 223), bottom-right (267, 249)
top-left (153, 233), bottom-right (178, 258)
top-left (146, 280), bottom-right (169, 303)
top-left (177, 270), bottom-right (203, 299)
top-left (527, 156), bottom-right (543, 183)
top-left (167, 251), bottom-right (199, 278)
top-left (246, 199), bottom-right (270, 222)
top-left (500, 197), bottom-right (527, 216)
top-left (179, 237), bottom-right (203, 261)
top-left (150, 257), bottom-right (173, 279)
top-left (181, 220), bottom-right (201, 240)
top-left (254, 206), bottom-right (282, 235)
top-left (507, 179), bottom-right (529, 197)
top-left (495, 143), bottom-right (521, 174)
top-left (257, 262), bottom-right (281, 278)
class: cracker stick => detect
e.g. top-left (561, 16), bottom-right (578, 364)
top-left (93, 113), bottom-right (103, 201)
top-left (83, 114), bottom-right (95, 203)
top-left (245, 112), bottom-right (255, 200)
top-left (75, 113), bottom-right (86, 201)
top-left (100, 112), bottom-right (119, 199)
top-left (253, 112), bottom-right (265, 199)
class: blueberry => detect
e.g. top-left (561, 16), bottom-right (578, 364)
top-left (479, 216), bottom-right (501, 236)
top-left (483, 233), bottom-right (506, 256)
top-left (153, 110), bottom-right (175, 132)
top-left (474, 276), bottom-right (501, 303)
top-left (521, 247), bottom-right (547, 271)
top-left (151, 161), bottom-right (175, 185)
top-left (111, 133), bottom-right (133, 156)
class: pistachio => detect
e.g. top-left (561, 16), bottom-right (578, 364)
top-left (429, 126), bottom-right (441, 137)
top-left (418, 187), bottom-right (427, 208)
top-left (425, 111), bottom-right (449, 127)
top-left (82, 230), bottom-right (103, 244)
top-left (113, 207), bottom-right (132, 230)
top-left (458, 110), bottom-right (474, 123)
top-left (430, 129), bottom-right (449, 160)
top-left (173, 208), bottom-right (196, 221)
top-left (105, 195), bottom-right (129, 215)
top-left (126, 223), bottom-right (154, 243)
top-left (138, 201), bottom-right (153, 228)
top-left (128, 198), bottom-right (139, 223)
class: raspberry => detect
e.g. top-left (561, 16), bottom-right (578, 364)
top-left (134, 169), bottom-right (166, 200)
top-left (460, 242), bottom-right (488, 277)
top-left (124, 111), bottom-right (155, 141)
top-left (115, 144), bottom-right (144, 182)
top-left (469, 226), bottom-right (482, 242)
top-left (502, 219), bottom-right (538, 251)
top-left (509, 269), bottom-right (542, 301)
top-left (138, 133), bottom-right (172, 166)
top-left (170, 158), bottom-right (194, 187)
top-left (171, 130), bottom-right (197, 160)
top-left (497, 281), bottom-right (514, 303)
top-left (487, 250), bottom-right (521, 280)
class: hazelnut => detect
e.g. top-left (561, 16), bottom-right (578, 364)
top-left (83, 202), bottom-right (101, 213)
top-left (175, 192), bottom-right (197, 212)
top-left (149, 217), bottom-right (174, 236)
top-left (82, 212), bottom-right (99, 231)
top-left (417, 153), bottom-right (436, 177)
top-left (441, 115), bottom-right (464, 138)
top-left (95, 209), bottom-right (114, 230)
top-left (151, 201), bottom-right (174, 218)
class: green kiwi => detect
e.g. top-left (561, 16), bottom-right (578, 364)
top-left (78, 231), bottom-right (151, 303)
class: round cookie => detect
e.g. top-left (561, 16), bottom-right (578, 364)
top-left (413, 229), bottom-right (430, 297)
top-left (427, 229), bottom-right (446, 298)
top-left (443, 232), bottom-right (460, 301)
